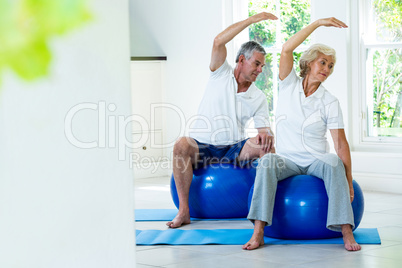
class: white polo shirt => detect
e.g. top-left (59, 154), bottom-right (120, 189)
top-left (188, 60), bottom-right (270, 145)
top-left (276, 68), bottom-right (344, 167)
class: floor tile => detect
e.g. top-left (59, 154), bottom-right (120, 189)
top-left (296, 254), bottom-right (401, 268)
top-left (136, 247), bottom-right (215, 267)
top-left (172, 245), bottom-right (245, 256)
top-left (136, 264), bottom-right (164, 268)
top-left (164, 254), bottom-right (291, 268)
top-left (235, 244), bottom-right (347, 265)
top-left (377, 226), bottom-right (402, 242)
top-left (358, 212), bottom-right (402, 228)
top-left (378, 207), bottom-right (402, 216)
top-left (362, 244), bottom-right (402, 261)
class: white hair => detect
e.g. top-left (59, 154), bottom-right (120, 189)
top-left (299, 43), bottom-right (336, 78)
top-left (235, 41), bottom-right (266, 63)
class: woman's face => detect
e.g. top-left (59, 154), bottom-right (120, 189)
top-left (307, 53), bottom-right (335, 83)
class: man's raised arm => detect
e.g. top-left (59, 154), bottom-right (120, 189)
top-left (210, 12), bottom-right (277, 72)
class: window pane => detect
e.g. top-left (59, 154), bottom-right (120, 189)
top-left (371, 0), bottom-right (402, 42)
top-left (256, 53), bottom-right (274, 117)
top-left (293, 51), bottom-right (303, 75)
top-left (248, 0), bottom-right (311, 47)
top-left (366, 48), bottom-right (402, 137)
top-left (280, 0), bottom-right (311, 44)
top-left (248, 1), bottom-right (277, 47)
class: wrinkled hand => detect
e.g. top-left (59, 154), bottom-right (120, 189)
top-left (250, 12), bottom-right (278, 24)
top-left (318, 17), bottom-right (348, 28)
top-left (349, 185), bottom-right (354, 203)
top-left (256, 131), bottom-right (274, 154)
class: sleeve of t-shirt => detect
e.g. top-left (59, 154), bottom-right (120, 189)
top-left (278, 68), bottom-right (299, 90)
top-left (253, 92), bottom-right (271, 128)
top-left (326, 100), bottom-right (345, 129)
top-left (210, 60), bottom-right (232, 79)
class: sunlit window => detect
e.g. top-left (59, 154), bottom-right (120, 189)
top-left (362, 0), bottom-right (402, 141)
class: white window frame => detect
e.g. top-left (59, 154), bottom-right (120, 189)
top-left (350, 0), bottom-right (402, 151)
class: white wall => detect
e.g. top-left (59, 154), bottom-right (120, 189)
top-left (0, 1), bottom-right (136, 267)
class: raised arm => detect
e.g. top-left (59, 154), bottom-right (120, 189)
top-left (210, 12), bottom-right (277, 72)
top-left (279, 17), bottom-right (348, 80)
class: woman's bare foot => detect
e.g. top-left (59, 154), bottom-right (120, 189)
top-left (243, 233), bottom-right (264, 250)
top-left (243, 220), bottom-right (265, 250)
top-left (166, 211), bottom-right (191, 228)
top-left (342, 224), bottom-right (361, 251)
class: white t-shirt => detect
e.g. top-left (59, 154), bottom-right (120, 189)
top-left (276, 68), bottom-right (344, 167)
top-left (188, 60), bottom-right (270, 145)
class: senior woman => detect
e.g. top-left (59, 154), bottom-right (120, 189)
top-left (243, 17), bottom-right (361, 251)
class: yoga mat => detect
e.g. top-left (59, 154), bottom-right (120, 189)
top-left (136, 228), bottom-right (381, 246)
top-left (135, 209), bottom-right (247, 221)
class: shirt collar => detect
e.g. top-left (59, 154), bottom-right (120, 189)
top-left (237, 83), bottom-right (255, 98)
top-left (299, 83), bottom-right (325, 99)
top-left (313, 85), bottom-right (325, 98)
top-left (232, 73), bottom-right (255, 98)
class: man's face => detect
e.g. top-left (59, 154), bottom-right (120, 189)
top-left (239, 52), bottom-right (266, 82)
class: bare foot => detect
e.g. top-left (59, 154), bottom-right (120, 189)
top-left (242, 234), bottom-right (264, 250)
top-left (342, 225), bottom-right (361, 251)
top-left (166, 212), bottom-right (191, 228)
top-left (243, 220), bottom-right (265, 250)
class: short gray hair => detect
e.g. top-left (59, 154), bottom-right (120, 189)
top-left (235, 41), bottom-right (266, 63)
top-left (299, 43), bottom-right (336, 78)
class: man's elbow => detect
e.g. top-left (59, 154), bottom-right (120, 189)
top-left (213, 35), bottom-right (225, 48)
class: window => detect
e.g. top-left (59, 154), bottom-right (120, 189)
top-left (248, 0), bottom-right (311, 123)
top-left (361, 0), bottom-right (402, 142)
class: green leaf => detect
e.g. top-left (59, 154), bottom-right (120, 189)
top-left (0, 0), bottom-right (92, 88)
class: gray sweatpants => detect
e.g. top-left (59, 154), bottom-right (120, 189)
top-left (247, 153), bottom-right (354, 232)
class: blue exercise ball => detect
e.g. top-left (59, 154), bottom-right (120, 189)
top-left (170, 163), bottom-right (256, 218)
top-left (248, 175), bottom-right (364, 239)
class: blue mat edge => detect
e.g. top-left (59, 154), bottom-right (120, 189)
top-left (136, 228), bottom-right (381, 246)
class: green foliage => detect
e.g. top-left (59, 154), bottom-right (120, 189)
top-left (373, 0), bottom-right (402, 42)
top-left (370, 0), bottom-right (402, 132)
top-left (248, 0), bottom-right (311, 47)
top-left (248, 1), bottom-right (276, 47)
top-left (372, 48), bottom-right (402, 129)
top-left (255, 53), bottom-right (274, 114)
top-left (280, 0), bottom-right (311, 44)
top-left (0, 0), bottom-right (92, 87)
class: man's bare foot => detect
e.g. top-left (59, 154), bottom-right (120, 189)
top-left (342, 225), bottom-right (361, 251)
top-left (166, 212), bottom-right (191, 228)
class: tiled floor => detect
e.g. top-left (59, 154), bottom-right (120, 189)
top-left (135, 176), bottom-right (402, 268)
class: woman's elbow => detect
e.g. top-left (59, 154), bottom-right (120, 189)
top-left (281, 43), bottom-right (293, 54)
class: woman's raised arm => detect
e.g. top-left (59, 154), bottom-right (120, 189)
top-left (279, 18), bottom-right (347, 80)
